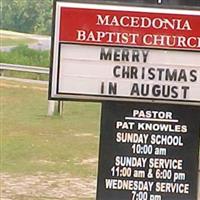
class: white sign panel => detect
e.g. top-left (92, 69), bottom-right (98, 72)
top-left (50, 43), bottom-right (200, 104)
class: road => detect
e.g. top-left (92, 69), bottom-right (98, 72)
top-left (0, 32), bottom-right (51, 52)
top-left (27, 34), bottom-right (51, 51)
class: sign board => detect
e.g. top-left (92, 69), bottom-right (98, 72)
top-left (97, 102), bottom-right (200, 200)
top-left (54, 44), bottom-right (200, 103)
top-left (49, 1), bottom-right (200, 104)
top-left (56, 2), bottom-right (200, 50)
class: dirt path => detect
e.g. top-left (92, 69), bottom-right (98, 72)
top-left (1, 173), bottom-right (96, 200)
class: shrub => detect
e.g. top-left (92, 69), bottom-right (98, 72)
top-left (0, 45), bottom-right (50, 67)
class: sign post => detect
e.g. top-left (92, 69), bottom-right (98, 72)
top-left (49, 1), bottom-right (200, 199)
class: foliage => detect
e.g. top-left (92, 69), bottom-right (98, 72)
top-left (1, 0), bottom-right (52, 34)
top-left (0, 45), bottom-right (50, 67)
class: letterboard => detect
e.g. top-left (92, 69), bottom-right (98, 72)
top-left (49, 1), bottom-right (200, 104)
top-left (96, 102), bottom-right (200, 200)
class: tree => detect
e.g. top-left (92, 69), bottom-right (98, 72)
top-left (1, 0), bottom-right (52, 35)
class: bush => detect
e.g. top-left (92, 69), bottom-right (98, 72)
top-left (0, 45), bottom-right (50, 67)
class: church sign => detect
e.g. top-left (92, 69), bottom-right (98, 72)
top-left (49, 2), bottom-right (200, 104)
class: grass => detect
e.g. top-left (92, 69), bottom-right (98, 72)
top-left (0, 45), bottom-right (50, 81)
top-left (1, 30), bottom-right (50, 68)
top-left (1, 71), bottom-right (49, 81)
top-left (1, 35), bottom-right (36, 46)
top-left (0, 45), bottom-right (50, 67)
top-left (1, 30), bottom-right (37, 46)
top-left (1, 79), bottom-right (101, 177)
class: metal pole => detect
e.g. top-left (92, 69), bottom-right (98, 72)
top-left (47, 100), bottom-right (57, 116)
top-left (47, 100), bottom-right (63, 116)
top-left (58, 100), bottom-right (63, 116)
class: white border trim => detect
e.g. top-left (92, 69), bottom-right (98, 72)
top-left (57, 2), bottom-right (200, 16)
top-left (51, 3), bottom-right (60, 97)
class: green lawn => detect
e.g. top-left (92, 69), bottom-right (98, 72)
top-left (1, 80), bottom-right (101, 177)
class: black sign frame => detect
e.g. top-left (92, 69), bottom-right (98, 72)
top-left (97, 102), bottom-right (200, 200)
